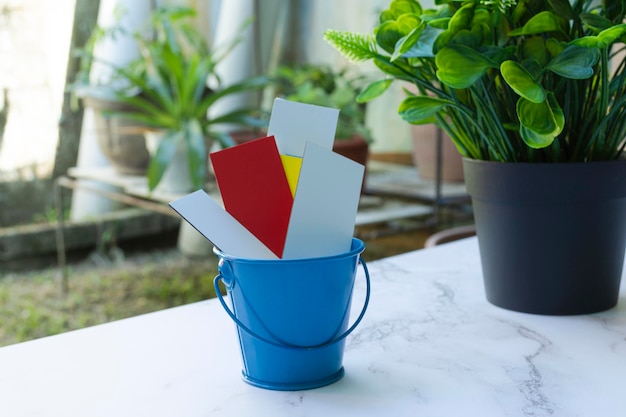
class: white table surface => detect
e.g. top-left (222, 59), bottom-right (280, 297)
top-left (1, 237), bottom-right (625, 417)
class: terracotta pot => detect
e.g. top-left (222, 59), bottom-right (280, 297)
top-left (231, 131), bottom-right (370, 192)
top-left (333, 135), bottom-right (370, 192)
top-left (332, 135), bottom-right (370, 167)
top-left (231, 130), bottom-right (370, 168)
top-left (230, 130), bottom-right (268, 146)
top-left (411, 124), bottom-right (463, 182)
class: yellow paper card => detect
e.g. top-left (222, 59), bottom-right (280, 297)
top-left (280, 154), bottom-right (303, 197)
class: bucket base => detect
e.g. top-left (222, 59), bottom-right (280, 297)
top-left (241, 367), bottom-right (345, 391)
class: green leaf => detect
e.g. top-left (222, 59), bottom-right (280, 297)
top-left (517, 94), bottom-right (564, 149)
top-left (545, 38), bottom-right (564, 57)
top-left (435, 44), bottom-right (497, 88)
top-left (516, 97), bottom-right (557, 135)
top-left (522, 36), bottom-right (550, 67)
top-left (400, 25), bottom-right (440, 58)
top-left (570, 36), bottom-right (604, 48)
top-left (376, 21), bottom-right (407, 53)
top-left (450, 28), bottom-right (481, 49)
top-left (210, 131), bottom-right (237, 148)
top-left (546, 93), bottom-right (564, 135)
top-left (376, 14), bottom-right (421, 54)
top-left (427, 17), bottom-right (450, 29)
top-left (147, 130), bottom-right (180, 191)
top-left (511, 1), bottom-right (528, 25)
top-left (398, 96), bottom-right (453, 124)
top-left (481, 45), bottom-right (515, 66)
top-left (391, 23), bottom-right (425, 61)
top-left (546, 45), bottom-right (599, 79)
top-left (546, 0), bottom-right (575, 20)
top-left (381, 0), bottom-right (422, 22)
top-left (500, 60), bottom-right (545, 103)
top-left (447, 3), bottom-right (475, 33)
top-left (471, 22), bottom-right (492, 46)
top-left (357, 79), bottom-right (393, 103)
top-left (323, 30), bottom-right (379, 62)
top-left (372, 56), bottom-right (412, 80)
top-left (597, 24), bottom-right (626, 46)
top-left (580, 12), bottom-right (614, 32)
top-left (520, 124), bottom-right (557, 148)
top-left (508, 11), bottom-right (562, 36)
top-left (572, 25), bottom-right (626, 49)
top-left (207, 107), bottom-right (266, 128)
top-left (471, 7), bottom-right (491, 28)
top-left (396, 13), bottom-right (422, 31)
top-left (433, 28), bottom-right (454, 54)
top-left (184, 120), bottom-right (206, 190)
top-left (202, 75), bottom-right (268, 112)
top-left (494, 9), bottom-right (512, 46)
top-left (395, 0), bottom-right (422, 14)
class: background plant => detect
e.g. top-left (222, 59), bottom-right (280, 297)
top-left (271, 64), bottom-right (373, 142)
top-left (75, 5), bottom-right (267, 191)
top-left (325, 0), bottom-right (626, 162)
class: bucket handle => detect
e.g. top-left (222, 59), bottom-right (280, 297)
top-left (213, 257), bottom-right (371, 350)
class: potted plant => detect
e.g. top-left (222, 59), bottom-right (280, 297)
top-left (70, 13), bottom-right (152, 176)
top-left (113, 6), bottom-right (270, 193)
top-left (271, 64), bottom-right (373, 167)
top-left (325, 0), bottom-right (626, 314)
top-left (75, 5), bottom-right (267, 193)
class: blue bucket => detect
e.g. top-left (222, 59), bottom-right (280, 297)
top-left (214, 238), bottom-right (370, 391)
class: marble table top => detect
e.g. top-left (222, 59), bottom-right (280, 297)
top-left (1, 237), bottom-right (625, 417)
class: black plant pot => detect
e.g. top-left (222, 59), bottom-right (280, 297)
top-left (463, 158), bottom-right (626, 315)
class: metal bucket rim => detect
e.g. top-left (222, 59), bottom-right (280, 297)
top-left (213, 237), bottom-right (365, 264)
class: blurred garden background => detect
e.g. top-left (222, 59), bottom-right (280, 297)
top-left (0, 0), bottom-right (468, 347)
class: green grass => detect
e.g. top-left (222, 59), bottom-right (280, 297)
top-left (0, 250), bottom-right (219, 347)
top-left (0, 226), bottom-right (435, 348)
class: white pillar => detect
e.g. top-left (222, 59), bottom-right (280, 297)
top-left (208, 0), bottom-right (258, 128)
top-left (70, 0), bottom-right (152, 221)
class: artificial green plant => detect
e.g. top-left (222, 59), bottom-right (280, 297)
top-left (325, 0), bottom-right (626, 162)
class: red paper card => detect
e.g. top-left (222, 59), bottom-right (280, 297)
top-left (210, 136), bottom-right (293, 257)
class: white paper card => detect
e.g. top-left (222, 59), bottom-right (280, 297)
top-left (169, 190), bottom-right (278, 260)
top-left (282, 142), bottom-right (364, 259)
top-left (267, 98), bottom-right (339, 157)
